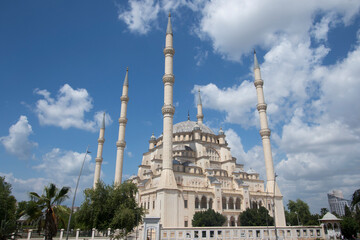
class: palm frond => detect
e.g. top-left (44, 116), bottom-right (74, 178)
top-left (53, 187), bottom-right (70, 205)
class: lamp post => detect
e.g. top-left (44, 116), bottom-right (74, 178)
top-left (295, 211), bottom-right (300, 226)
top-left (66, 146), bottom-right (91, 240)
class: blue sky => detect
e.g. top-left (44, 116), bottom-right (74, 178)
top-left (1, 0), bottom-right (360, 213)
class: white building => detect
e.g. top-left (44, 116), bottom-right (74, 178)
top-left (327, 190), bottom-right (351, 216)
top-left (93, 14), bottom-right (287, 228)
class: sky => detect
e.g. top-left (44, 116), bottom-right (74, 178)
top-left (1, 0), bottom-right (360, 213)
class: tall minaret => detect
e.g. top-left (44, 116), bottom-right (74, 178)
top-left (158, 13), bottom-right (178, 227)
top-left (93, 112), bottom-right (105, 188)
top-left (114, 68), bottom-right (129, 185)
top-left (253, 50), bottom-right (286, 226)
top-left (196, 90), bottom-right (204, 124)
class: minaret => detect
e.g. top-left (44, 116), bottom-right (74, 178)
top-left (158, 13), bottom-right (178, 227)
top-left (114, 68), bottom-right (129, 185)
top-left (253, 50), bottom-right (286, 226)
top-left (196, 90), bottom-right (204, 124)
top-left (93, 112), bottom-right (105, 188)
top-left (160, 13), bottom-right (177, 189)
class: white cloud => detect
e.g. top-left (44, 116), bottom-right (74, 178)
top-left (1, 148), bottom-right (95, 205)
top-left (94, 111), bottom-right (113, 129)
top-left (197, 0), bottom-right (360, 61)
top-left (193, 82), bottom-right (257, 127)
top-left (35, 84), bottom-right (110, 132)
top-left (34, 148), bottom-right (94, 187)
top-left (118, 0), bottom-right (206, 34)
top-left (118, 0), bottom-right (160, 34)
top-left (194, 47), bottom-right (208, 66)
top-left (0, 116), bottom-right (38, 159)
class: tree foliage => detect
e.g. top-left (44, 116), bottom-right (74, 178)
top-left (238, 206), bottom-right (274, 226)
top-left (76, 181), bottom-right (144, 237)
top-left (285, 199), bottom-right (319, 226)
top-left (28, 183), bottom-right (70, 240)
top-left (0, 176), bottom-right (17, 240)
top-left (192, 209), bottom-right (226, 227)
top-left (351, 188), bottom-right (360, 209)
top-left (341, 216), bottom-right (359, 239)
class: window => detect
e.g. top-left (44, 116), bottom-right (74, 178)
top-left (184, 221), bottom-right (188, 227)
top-left (184, 199), bottom-right (188, 208)
top-left (153, 201), bottom-right (155, 209)
top-left (147, 202), bottom-right (150, 209)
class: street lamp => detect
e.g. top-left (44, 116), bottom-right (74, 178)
top-left (65, 146), bottom-right (91, 240)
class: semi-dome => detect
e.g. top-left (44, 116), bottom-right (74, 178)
top-left (173, 121), bottom-right (214, 134)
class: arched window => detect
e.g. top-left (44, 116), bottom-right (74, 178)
top-left (222, 197), bottom-right (227, 210)
top-left (230, 216), bottom-right (236, 226)
top-left (235, 198), bottom-right (241, 210)
top-left (201, 196), bottom-right (207, 209)
top-left (209, 198), bottom-right (213, 209)
top-left (228, 197), bottom-right (234, 210)
top-left (195, 197), bottom-right (200, 209)
top-left (206, 147), bottom-right (220, 161)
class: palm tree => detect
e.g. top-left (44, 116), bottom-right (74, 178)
top-left (29, 183), bottom-right (70, 240)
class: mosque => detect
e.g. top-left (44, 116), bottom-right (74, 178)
top-left (92, 14), bottom-right (286, 228)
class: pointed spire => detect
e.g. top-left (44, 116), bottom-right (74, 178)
top-left (254, 49), bottom-right (260, 69)
top-left (197, 89), bottom-right (202, 105)
top-left (166, 12), bottom-right (173, 35)
top-left (101, 112), bottom-right (105, 129)
top-left (187, 110), bottom-right (190, 121)
top-left (123, 67), bottom-right (129, 86)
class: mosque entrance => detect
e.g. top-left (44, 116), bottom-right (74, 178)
top-left (143, 217), bottom-right (160, 240)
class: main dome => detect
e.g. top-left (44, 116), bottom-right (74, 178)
top-left (173, 120), bottom-right (214, 134)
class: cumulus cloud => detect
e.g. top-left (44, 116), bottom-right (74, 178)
top-left (34, 148), bottom-right (94, 186)
top-left (118, 0), bottom-right (206, 34)
top-left (35, 84), bottom-right (111, 131)
top-left (0, 116), bottom-right (38, 159)
top-left (198, 0), bottom-right (360, 61)
top-left (1, 148), bottom-right (95, 204)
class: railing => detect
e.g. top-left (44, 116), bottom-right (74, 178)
top-left (160, 226), bottom-right (324, 240)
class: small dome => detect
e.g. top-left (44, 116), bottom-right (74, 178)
top-left (150, 133), bottom-right (156, 141)
top-left (173, 121), bottom-right (214, 134)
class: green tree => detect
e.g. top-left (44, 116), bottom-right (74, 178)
top-left (76, 181), bottom-right (144, 237)
top-left (341, 217), bottom-right (359, 239)
top-left (320, 208), bottom-right (328, 217)
top-left (0, 176), bottom-right (17, 240)
top-left (351, 188), bottom-right (360, 209)
top-left (28, 183), bottom-right (70, 240)
top-left (239, 207), bottom-right (274, 226)
top-left (192, 209), bottom-right (226, 227)
top-left (285, 199), bottom-right (319, 226)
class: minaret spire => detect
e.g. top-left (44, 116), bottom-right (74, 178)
top-left (93, 112), bottom-right (105, 188)
top-left (253, 51), bottom-right (286, 226)
top-left (114, 67), bottom-right (129, 185)
top-left (196, 89), bottom-right (204, 124)
top-left (166, 12), bottom-right (172, 35)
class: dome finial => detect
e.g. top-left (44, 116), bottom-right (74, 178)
top-left (187, 110), bottom-right (190, 121)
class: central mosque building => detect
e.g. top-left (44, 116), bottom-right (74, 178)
top-left (93, 14), bottom-right (286, 228)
